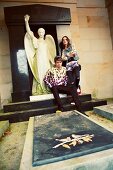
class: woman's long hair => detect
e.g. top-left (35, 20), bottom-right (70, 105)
top-left (59, 36), bottom-right (71, 52)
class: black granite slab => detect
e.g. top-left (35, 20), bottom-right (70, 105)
top-left (33, 111), bottom-right (113, 167)
top-left (3, 94), bottom-right (92, 113)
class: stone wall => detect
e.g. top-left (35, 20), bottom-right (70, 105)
top-left (76, 1), bottom-right (113, 99)
top-left (0, 3), bottom-right (12, 108)
top-left (0, 0), bottom-right (113, 107)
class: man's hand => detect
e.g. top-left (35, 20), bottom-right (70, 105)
top-left (24, 14), bottom-right (30, 22)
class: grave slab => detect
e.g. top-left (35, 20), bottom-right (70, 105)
top-left (33, 110), bottom-right (113, 166)
top-left (19, 113), bottom-right (113, 170)
top-left (94, 104), bottom-right (113, 120)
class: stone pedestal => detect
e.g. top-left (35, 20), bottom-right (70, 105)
top-left (30, 94), bottom-right (67, 102)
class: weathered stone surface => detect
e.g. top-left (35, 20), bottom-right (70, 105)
top-left (0, 120), bottom-right (9, 138)
top-left (87, 16), bottom-right (109, 28)
top-left (77, 0), bottom-right (105, 8)
top-left (94, 104), bottom-right (113, 121)
top-left (77, 8), bottom-right (107, 17)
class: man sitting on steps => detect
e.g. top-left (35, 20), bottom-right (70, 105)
top-left (44, 56), bottom-right (83, 113)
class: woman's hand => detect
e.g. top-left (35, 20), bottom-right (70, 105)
top-left (69, 51), bottom-right (75, 57)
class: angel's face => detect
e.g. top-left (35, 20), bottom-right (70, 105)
top-left (38, 28), bottom-right (45, 38)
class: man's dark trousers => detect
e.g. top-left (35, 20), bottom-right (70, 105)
top-left (51, 85), bottom-right (82, 111)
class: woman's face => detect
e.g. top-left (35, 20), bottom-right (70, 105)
top-left (62, 37), bottom-right (68, 46)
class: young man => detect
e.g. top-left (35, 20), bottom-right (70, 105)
top-left (44, 56), bottom-right (83, 113)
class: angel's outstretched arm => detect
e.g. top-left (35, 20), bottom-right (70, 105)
top-left (24, 14), bottom-right (34, 39)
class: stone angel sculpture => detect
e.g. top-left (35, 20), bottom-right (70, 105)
top-left (24, 14), bottom-right (56, 95)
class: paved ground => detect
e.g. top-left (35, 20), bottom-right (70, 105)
top-left (0, 100), bottom-right (113, 170)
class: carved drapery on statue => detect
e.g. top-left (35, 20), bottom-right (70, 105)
top-left (24, 32), bottom-right (56, 95)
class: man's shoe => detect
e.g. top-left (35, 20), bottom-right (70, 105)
top-left (56, 107), bottom-right (64, 113)
top-left (56, 110), bottom-right (62, 114)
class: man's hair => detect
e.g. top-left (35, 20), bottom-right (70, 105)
top-left (54, 56), bottom-right (63, 63)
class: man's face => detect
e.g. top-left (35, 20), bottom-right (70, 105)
top-left (55, 60), bottom-right (62, 69)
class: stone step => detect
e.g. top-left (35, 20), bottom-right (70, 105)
top-left (0, 99), bottom-right (107, 123)
top-left (94, 104), bottom-right (113, 121)
top-left (82, 99), bottom-right (107, 111)
top-left (3, 94), bottom-right (92, 113)
top-left (0, 120), bottom-right (9, 138)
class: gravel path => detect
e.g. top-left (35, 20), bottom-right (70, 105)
top-left (0, 121), bottom-right (28, 170)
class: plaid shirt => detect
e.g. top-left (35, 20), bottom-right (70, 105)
top-left (44, 66), bottom-right (68, 88)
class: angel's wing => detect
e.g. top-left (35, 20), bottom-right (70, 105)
top-left (24, 33), bottom-right (39, 82)
top-left (45, 35), bottom-right (56, 65)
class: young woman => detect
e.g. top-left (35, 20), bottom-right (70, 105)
top-left (59, 36), bottom-right (81, 92)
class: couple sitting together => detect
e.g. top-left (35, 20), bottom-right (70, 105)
top-left (44, 56), bottom-right (83, 114)
top-left (24, 14), bottom-right (82, 113)
top-left (43, 36), bottom-right (83, 113)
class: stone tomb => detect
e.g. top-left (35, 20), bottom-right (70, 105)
top-left (20, 111), bottom-right (113, 170)
top-left (32, 111), bottom-right (113, 167)
top-left (94, 104), bottom-right (113, 121)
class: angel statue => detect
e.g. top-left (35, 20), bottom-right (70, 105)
top-left (24, 14), bottom-right (56, 95)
